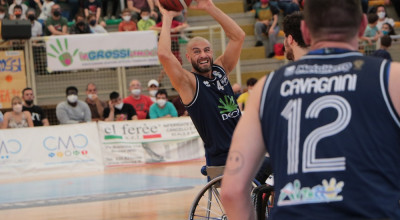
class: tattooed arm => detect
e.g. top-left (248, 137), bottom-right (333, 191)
top-left (221, 76), bottom-right (268, 220)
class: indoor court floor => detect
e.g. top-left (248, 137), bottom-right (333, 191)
top-left (0, 159), bottom-right (207, 220)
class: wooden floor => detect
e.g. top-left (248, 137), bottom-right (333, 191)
top-left (0, 159), bottom-right (207, 220)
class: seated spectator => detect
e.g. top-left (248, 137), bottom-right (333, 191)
top-left (56, 86), bottom-right (92, 124)
top-left (2, 96), bottom-right (34, 129)
top-left (118, 8), bottom-right (137, 32)
top-left (84, 0), bottom-right (106, 27)
top-left (8, 0), bottom-right (27, 20)
top-left (127, 0), bottom-right (157, 22)
top-left (237, 78), bottom-right (257, 111)
top-left (36, 0), bottom-right (54, 24)
top-left (149, 89), bottom-right (177, 119)
top-left (375, 5), bottom-right (395, 30)
top-left (88, 14), bottom-right (107, 33)
top-left (26, 8), bottom-right (43, 37)
top-left (85, 83), bottom-right (107, 121)
top-left (172, 95), bottom-right (188, 117)
top-left (123, 79), bottom-right (153, 119)
top-left (0, 6), bottom-right (8, 20)
top-left (70, 13), bottom-right (91, 34)
top-left (45, 4), bottom-right (68, 35)
top-left (22, 87), bottom-right (49, 126)
top-left (253, 0), bottom-right (279, 58)
top-left (361, 13), bottom-right (380, 55)
top-left (147, 79), bottom-right (159, 102)
top-left (137, 7), bottom-right (155, 31)
top-left (104, 91), bottom-right (138, 121)
top-left (371, 35), bottom-right (392, 61)
top-left (11, 4), bottom-right (24, 20)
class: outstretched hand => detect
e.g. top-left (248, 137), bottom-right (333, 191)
top-left (189, 0), bottom-right (215, 11)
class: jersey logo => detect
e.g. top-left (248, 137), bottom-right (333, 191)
top-left (212, 71), bottom-right (222, 79)
top-left (278, 178), bottom-right (344, 206)
top-left (353, 59), bottom-right (364, 70)
top-left (218, 96), bottom-right (240, 120)
top-left (203, 81), bottom-right (211, 87)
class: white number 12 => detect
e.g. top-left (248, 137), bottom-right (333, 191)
top-left (281, 95), bottom-right (351, 175)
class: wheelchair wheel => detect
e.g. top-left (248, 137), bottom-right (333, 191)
top-left (251, 185), bottom-right (274, 220)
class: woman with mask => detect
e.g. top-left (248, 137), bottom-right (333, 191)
top-left (2, 96), bottom-right (34, 129)
top-left (381, 22), bottom-right (396, 36)
top-left (376, 5), bottom-right (395, 30)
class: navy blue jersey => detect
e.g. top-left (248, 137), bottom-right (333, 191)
top-left (185, 65), bottom-right (241, 166)
top-left (260, 49), bottom-right (400, 219)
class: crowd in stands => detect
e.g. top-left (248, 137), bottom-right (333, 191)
top-left (0, 79), bottom-right (186, 129)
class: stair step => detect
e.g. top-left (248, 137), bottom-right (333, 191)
top-left (187, 1), bottom-right (244, 16)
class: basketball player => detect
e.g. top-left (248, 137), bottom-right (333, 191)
top-left (282, 11), bottom-right (308, 61)
top-left (221, 0), bottom-right (400, 219)
top-left (157, 0), bottom-right (271, 181)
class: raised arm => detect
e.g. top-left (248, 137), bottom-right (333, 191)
top-left (191, 0), bottom-right (245, 73)
top-left (221, 76), bottom-right (267, 220)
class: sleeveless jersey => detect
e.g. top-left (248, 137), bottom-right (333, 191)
top-left (260, 49), bottom-right (400, 219)
top-left (186, 65), bottom-right (241, 166)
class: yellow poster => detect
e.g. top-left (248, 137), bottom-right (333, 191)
top-left (0, 50), bottom-right (26, 108)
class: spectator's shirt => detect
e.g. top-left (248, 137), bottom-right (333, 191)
top-left (45, 16), bottom-right (68, 35)
top-left (363, 25), bottom-right (379, 38)
top-left (127, 0), bottom-right (149, 11)
top-left (69, 23), bottom-right (91, 34)
top-left (118, 21), bottom-right (137, 32)
top-left (172, 96), bottom-right (186, 116)
top-left (85, 98), bottom-right (107, 120)
top-left (103, 104), bottom-right (137, 121)
top-left (377, 17), bottom-right (395, 30)
top-left (237, 92), bottom-right (249, 110)
top-left (123, 95), bottom-right (153, 119)
top-left (149, 102), bottom-right (178, 119)
top-left (371, 49), bottom-right (392, 61)
top-left (90, 25), bottom-right (107, 33)
top-left (84, 0), bottom-right (102, 15)
top-left (56, 100), bottom-right (92, 124)
top-left (0, 111), bottom-right (3, 123)
top-left (31, 20), bottom-right (43, 37)
top-left (22, 105), bottom-right (47, 126)
top-left (137, 18), bottom-right (155, 31)
top-left (38, 1), bottom-right (55, 20)
top-left (255, 4), bottom-right (279, 21)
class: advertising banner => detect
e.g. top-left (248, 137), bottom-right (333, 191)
top-left (0, 50), bottom-right (27, 108)
top-left (45, 31), bottom-right (159, 72)
top-left (98, 117), bottom-right (205, 166)
top-left (0, 122), bottom-right (104, 179)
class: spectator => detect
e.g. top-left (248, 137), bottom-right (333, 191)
top-left (147, 79), bottom-right (159, 102)
top-left (149, 89), bottom-right (178, 119)
top-left (45, 4), bottom-right (68, 35)
top-left (137, 7), bottom-right (155, 31)
top-left (376, 5), bottom-right (395, 30)
top-left (172, 95), bottom-right (188, 117)
top-left (104, 91), bottom-right (138, 121)
top-left (254, 0), bottom-right (279, 58)
top-left (37, 0), bottom-right (54, 24)
top-left (85, 83), bottom-right (107, 121)
top-left (123, 79), bottom-right (153, 119)
top-left (26, 8), bottom-right (43, 37)
top-left (88, 13), bottom-right (107, 33)
top-left (11, 4), bottom-right (24, 20)
top-left (84, 0), bottom-right (106, 27)
top-left (8, 0), bottom-right (27, 20)
top-left (102, 0), bottom-right (119, 19)
top-left (381, 22), bottom-right (396, 37)
top-left (361, 13), bottom-right (380, 54)
top-left (0, 0), bottom-right (8, 12)
top-left (371, 35), bottom-right (392, 61)
top-left (56, 86), bottom-right (91, 124)
top-left (118, 8), bottom-right (137, 32)
top-left (22, 87), bottom-right (49, 126)
top-left (0, 6), bottom-right (8, 20)
top-left (237, 78), bottom-right (257, 111)
top-left (232, 83), bottom-right (242, 100)
top-left (2, 96), bottom-right (34, 129)
top-left (283, 11), bottom-right (308, 61)
top-left (126, 0), bottom-right (157, 22)
top-left (69, 13), bottom-right (91, 34)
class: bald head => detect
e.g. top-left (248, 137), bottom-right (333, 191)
top-left (129, 79), bottom-right (141, 90)
top-left (186, 37), bottom-right (211, 54)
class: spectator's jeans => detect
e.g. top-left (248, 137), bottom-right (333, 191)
top-left (278, 1), bottom-right (300, 16)
top-left (254, 22), bottom-right (280, 54)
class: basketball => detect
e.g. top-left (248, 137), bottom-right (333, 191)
top-left (159, 0), bottom-right (192, 11)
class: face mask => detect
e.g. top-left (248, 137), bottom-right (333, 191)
top-left (15, 0), bottom-right (22, 4)
top-left (131, 89), bottom-right (141, 96)
top-left (378, 12), bottom-right (385, 19)
top-left (114, 103), bottom-right (123, 110)
top-left (87, 94), bottom-right (94, 100)
top-left (156, 99), bottom-right (167, 107)
top-left (89, 20), bottom-right (96, 26)
top-left (25, 100), bottom-right (33, 106)
top-left (67, 94), bottom-right (78, 103)
top-left (77, 21), bottom-right (85, 26)
top-left (53, 10), bottom-right (61, 17)
top-left (382, 30), bottom-right (389, 35)
top-left (13, 104), bottom-right (22, 113)
top-left (14, 12), bottom-right (21, 18)
top-left (142, 15), bottom-right (149, 21)
top-left (123, 15), bottom-right (131, 22)
top-left (149, 90), bottom-right (158, 97)
top-left (0, 14), bottom-right (5, 19)
top-left (28, 14), bottom-right (35, 21)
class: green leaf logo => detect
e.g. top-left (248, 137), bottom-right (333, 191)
top-left (218, 96), bottom-right (238, 114)
top-left (47, 39), bottom-right (78, 67)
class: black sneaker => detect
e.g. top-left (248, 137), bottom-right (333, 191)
top-left (255, 41), bottom-right (263, 47)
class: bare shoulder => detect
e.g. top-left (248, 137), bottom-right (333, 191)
top-left (389, 61), bottom-right (400, 115)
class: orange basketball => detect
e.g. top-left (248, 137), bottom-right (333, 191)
top-left (159, 0), bottom-right (192, 11)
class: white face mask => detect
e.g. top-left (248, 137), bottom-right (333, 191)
top-left (67, 94), bottom-right (78, 103)
top-left (114, 102), bottom-right (123, 110)
top-left (0, 14), bottom-right (5, 19)
top-left (13, 104), bottom-right (22, 113)
top-left (87, 94), bottom-right (93, 100)
top-left (156, 99), bottom-right (167, 107)
top-left (142, 15), bottom-right (149, 21)
top-left (378, 12), bottom-right (385, 19)
top-left (131, 89), bottom-right (141, 96)
top-left (149, 90), bottom-right (158, 97)
top-left (15, 0), bottom-right (22, 4)
top-left (123, 15), bottom-right (131, 22)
